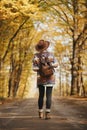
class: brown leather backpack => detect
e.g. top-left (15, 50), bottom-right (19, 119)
top-left (39, 52), bottom-right (54, 77)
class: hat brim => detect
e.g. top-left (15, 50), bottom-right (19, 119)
top-left (35, 41), bottom-right (50, 52)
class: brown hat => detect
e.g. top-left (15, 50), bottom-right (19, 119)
top-left (35, 40), bottom-right (50, 52)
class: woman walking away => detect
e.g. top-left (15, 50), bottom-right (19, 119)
top-left (33, 40), bottom-right (58, 119)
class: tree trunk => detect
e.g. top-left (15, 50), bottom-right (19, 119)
top-left (8, 64), bottom-right (22, 98)
top-left (59, 64), bottom-right (62, 96)
top-left (12, 64), bottom-right (22, 97)
top-left (70, 0), bottom-right (79, 95)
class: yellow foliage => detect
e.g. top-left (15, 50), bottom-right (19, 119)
top-left (54, 41), bottom-right (66, 53)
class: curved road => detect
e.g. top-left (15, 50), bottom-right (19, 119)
top-left (0, 97), bottom-right (87, 130)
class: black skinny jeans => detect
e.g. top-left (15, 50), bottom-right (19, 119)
top-left (38, 85), bottom-right (53, 110)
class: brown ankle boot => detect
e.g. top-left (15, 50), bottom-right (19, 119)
top-left (39, 112), bottom-right (44, 119)
top-left (45, 112), bottom-right (51, 120)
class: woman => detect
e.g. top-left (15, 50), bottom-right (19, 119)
top-left (33, 40), bottom-right (58, 119)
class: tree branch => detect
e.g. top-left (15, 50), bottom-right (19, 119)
top-left (2, 17), bottom-right (29, 62)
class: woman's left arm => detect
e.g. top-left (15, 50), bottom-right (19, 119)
top-left (48, 53), bottom-right (58, 68)
top-left (51, 57), bottom-right (58, 68)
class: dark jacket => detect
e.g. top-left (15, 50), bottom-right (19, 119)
top-left (33, 51), bottom-right (58, 86)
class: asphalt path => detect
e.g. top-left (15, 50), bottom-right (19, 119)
top-left (0, 97), bottom-right (87, 130)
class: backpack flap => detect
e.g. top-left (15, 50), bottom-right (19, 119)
top-left (40, 63), bottom-right (54, 77)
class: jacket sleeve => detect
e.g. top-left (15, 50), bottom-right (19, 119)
top-left (32, 54), bottom-right (39, 71)
top-left (48, 53), bottom-right (58, 68)
top-left (51, 57), bottom-right (58, 68)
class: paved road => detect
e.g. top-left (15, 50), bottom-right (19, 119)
top-left (0, 97), bottom-right (87, 130)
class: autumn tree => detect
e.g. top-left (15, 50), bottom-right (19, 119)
top-left (0, 0), bottom-right (42, 98)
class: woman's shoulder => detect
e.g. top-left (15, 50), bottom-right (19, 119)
top-left (47, 51), bottom-right (54, 56)
top-left (34, 51), bottom-right (54, 57)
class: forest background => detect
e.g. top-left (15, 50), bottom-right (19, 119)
top-left (0, 0), bottom-right (87, 99)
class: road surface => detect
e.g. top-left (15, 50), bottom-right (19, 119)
top-left (0, 97), bottom-right (87, 130)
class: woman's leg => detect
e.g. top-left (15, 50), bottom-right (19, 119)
top-left (45, 86), bottom-right (53, 119)
top-left (46, 87), bottom-right (53, 112)
top-left (38, 85), bottom-right (45, 111)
